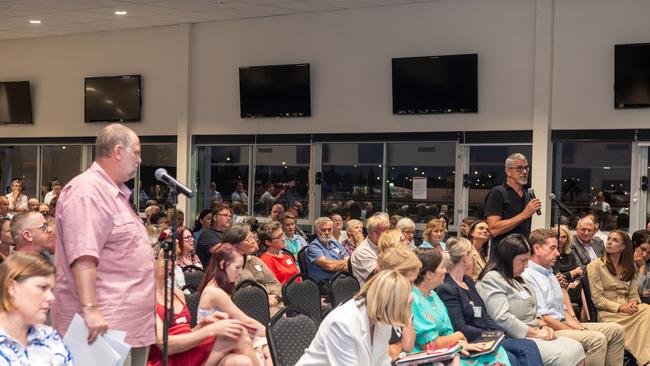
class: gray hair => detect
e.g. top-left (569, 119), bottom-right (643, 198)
top-left (345, 219), bottom-right (363, 232)
top-left (222, 223), bottom-right (250, 244)
top-left (505, 153), bottom-right (528, 168)
top-left (396, 217), bottom-right (415, 231)
top-left (313, 217), bottom-right (333, 234)
top-left (95, 123), bottom-right (135, 158)
top-left (10, 212), bottom-right (43, 246)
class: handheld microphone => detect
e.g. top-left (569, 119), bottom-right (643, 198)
top-left (154, 168), bottom-right (194, 198)
top-left (527, 188), bottom-right (542, 215)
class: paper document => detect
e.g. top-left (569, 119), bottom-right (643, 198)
top-left (63, 313), bottom-right (131, 366)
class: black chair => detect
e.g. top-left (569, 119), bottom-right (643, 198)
top-left (183, 266), bottom-right (205, 291)
top-left (328, 271), bottom-right (360, 307)
top-left (297, 246), bottom-right (310, 278)
top-left (233, 280), bottom-right (271, 325)
top-left (267, 306), bottom-right (318, 366)
top-left (282, 273), bottom-right (323, 324)
top-left (185, 291), bottom-right (201, 327)
top-left (581, 267), bottom-right (599, 322)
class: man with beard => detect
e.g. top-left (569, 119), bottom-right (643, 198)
top-left (484, 153), bottom-right (542, 246)
top-left (306, 216), bottom-right (349, 285)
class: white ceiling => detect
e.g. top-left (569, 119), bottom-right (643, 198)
top-left (0, 0), bottom-right (437, 41)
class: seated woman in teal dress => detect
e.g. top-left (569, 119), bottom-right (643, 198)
top-left (411, 248), bottom-right (510, 366)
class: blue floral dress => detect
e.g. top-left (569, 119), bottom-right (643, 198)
top-left (0, 325), bottom-right (74, 365)
top-left (411, 287), bottom-right (510, 366)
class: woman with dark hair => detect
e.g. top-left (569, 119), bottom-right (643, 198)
top-left (632, 230), bottom-right (650, 303)
top-left (175, 226), bottom-right (202, 270)
top-left (476, 234), bottom-right (585, 366)
top-left (198, 246), bottom-right (272, 365)
top-left (437, 237), bottom-right (543, 366)
top-left (193, 209), bottom-right (213, 244)
top-left (587, 230), bottom-right (650, 365)
top-left (467, 220), bottom-right (490, 281)
top-left (411, 248), bottom-right (511, 365)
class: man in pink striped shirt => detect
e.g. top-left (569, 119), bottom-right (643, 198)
top-left (52, 124), bottom-right (155, 366)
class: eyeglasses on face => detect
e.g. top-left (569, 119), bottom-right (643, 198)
top-left (30, 222), bottom-right (50, 232)
top-left (507, 165), bottom-right (529, 173)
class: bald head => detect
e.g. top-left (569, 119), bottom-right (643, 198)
top-left (94, 123), bottom-right (142, 184)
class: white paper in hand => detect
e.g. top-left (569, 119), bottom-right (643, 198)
top-left (62, 313), bottom-right (123, 366)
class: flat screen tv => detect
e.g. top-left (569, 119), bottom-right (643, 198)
top-left (392, 53), bottom-right (478, 115)
top-left (615, 43), bottom-right (650, 109)
top-left (0, 81), bottom-right (33, 124)
top-left (239, 64), bottom-right (311, 118)
top-left (85, 75), bottom-right (142, 122)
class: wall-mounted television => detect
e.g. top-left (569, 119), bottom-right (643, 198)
top-left (85, 75), bottom-right (142, 122)
top-left (392, 53), bottom-right (478, 115)
top-left (615, 43), bottom-right (650, 109)
top-left (239, 64), bottom-right (311, 118)
top-left (0, 81), bottom-right (33, 124)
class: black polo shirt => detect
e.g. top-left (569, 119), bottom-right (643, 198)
top-left (484, 182), bottom-right (532, 246)
top-left (196, 227), bottom-right (223, 267)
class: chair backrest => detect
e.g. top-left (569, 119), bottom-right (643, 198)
top-left (329, 271), bottom-right (360, 307)
top-left (581, 267), bottom-right (599, 322)
top-left (267, 306), bottom-right (318, 366)
top-left (185, 291), bottom-right (201, 327)
top-left (297, 246), bottom-right (310, 278)
top-left (183, 267), bottom-right (205, 291)
top-left (233, 280), bottom-right (271, 325)
top-left (282, 273), bottom-right (322, 323)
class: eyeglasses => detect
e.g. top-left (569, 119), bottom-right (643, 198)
top-left (271, 233), bottom-right (284, 240)
top-left (182, 235), bottom-right (194, 241)
top-left (30, 222), bottom-right (49, 232)
top-left (507, 165), bottom-right (529, 173)
top-left (216, 213), bottom-right (232, 218)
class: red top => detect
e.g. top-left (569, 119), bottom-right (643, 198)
top-left (147, 295), bottom-right (215, 366)
top-left (260, 252), bottom-right (300, 285)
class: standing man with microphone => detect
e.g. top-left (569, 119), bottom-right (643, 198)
top-left (52, 123), bottom-right (154, 366)
top-left (484, 153), bottom-right (542, 246)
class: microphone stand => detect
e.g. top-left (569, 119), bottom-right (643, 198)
top-left (161, 186), bottom-right (179, 366)
top-left (550, 193), bottom-right (572, 242)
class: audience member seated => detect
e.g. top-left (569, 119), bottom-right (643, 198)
top-left (0, 218), bottom-right (13, 261)
top-left (231, 182), bottom-right (248, 204)
top-left (297, 270), bottom-right (412, 366)
top-left (221, 224), bottom-right (282, 315)
top-left (0, 197), bottom-right (9, 220)
top-left (281, 213), bottom-right (308, 257)
top-left (632, 230), bottom-right (650, 304)
top-left (11, 212), bottom-right (55, 258)
top-left (330, 213), bottom-right (347, 243)
top-left (258, 183), bottom-right (284, 214)
top-left (377, 246), bottom-right (421, 361)
top-left (523, 229), bottom-right (624, 366)
top-left (395, 217), bottom-right (417, 250)
top-left (306, 217), bottom-right (350, 286)
top-left (197, 203), bottom-right (232, 268)
top-left (144, 204), bottom-right (161, 226)
top-left (269, 203), bottom-right (284, 222)
top-left (148, 249), bottom-right (255, 366)
top-left (459, 216), bottom-right (479, 238)
top-left (476, 234), bottom-right (585, 366)
top-left (437, 237), bottom-right (543, 366)
top-left (148, 212), bottom-right (170, 253)
top-left (258, 221), bottom-right (299, 285)
top-left (193, 209), bottom-right (213, 244)
top-left (572, 216), bottom-right (604, 271)
top-left (27, 198), bottom-right (39, 212)
top-left (44, 180), bottom-right (62, 205)
top-left (552, 225), bottom-right (585, 312)
top-left (198, 246), bottom-right (272, 365)
top-left (48, 197), bottom-right (58, 216)
top-left (166, 208), bottom-right (185, 229)
top-left (38, 203), bottom-right (50, 217)
top-left (376, 228), bottom-right (410, 257)
top-left (341, 219), bottom-right (364, 255)
top-left (175, 226), bottom-right (202, 270)
top-left (421, 218), bottom-right (446, 250)
top-left (467, 220), bottom-right (490, 281)
top-left (587, 230), bottom-right (650, 365)
top-left (411, 248), bottom-right (511, 365)
top-left (6, 179), bottom-right (28, 213)
top-left (351, 213), bottom-right (390, 286)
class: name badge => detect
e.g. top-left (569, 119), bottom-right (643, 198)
top-left (473, 306), bottom-right (482, 318)
top-left (519, 290), bottom-right (530, 300)
top-left (333, 247), bottom-right (340, 254)
top-left (285, 259), bottom-right (293, 265)
top-left (254, 265), bottom-right (263, 272)
top-left (176, 316), bottom-right (188, 324)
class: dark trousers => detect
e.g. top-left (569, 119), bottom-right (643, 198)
top-left (501, 337), bottom-right (543, 366)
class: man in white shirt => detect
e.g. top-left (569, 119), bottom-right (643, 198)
top-left (523, 228), bottom-right (624, 366)
top-left (44, 180), bottom-right (62, 205)
top-left (351, 213), bottom-right (389, 286)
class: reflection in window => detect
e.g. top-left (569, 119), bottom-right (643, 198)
top-left (41, 145), bottom-right (82, 199)
top-left (553, 142), bottom-right (630, 230)
top-left (321, 143), bottom-right (382, 219)
top-left (254, 145), bottom-right (310, 219)
top-left (0, 146), bottom-right (37, 198)
top-left (468, 145), bottom-right (532, 219)
top-left (138, 144), bottom-right (177, 211)
top-left (196, 146), bottom-right (250, 216)
top-left (386, 142), bottom-right (455, 224)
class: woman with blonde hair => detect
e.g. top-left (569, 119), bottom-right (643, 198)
top-left (341, 219), bottom-right (364, 255)
top-left (552, 225), bottom-right (586, 315)
top-left (297, 270), bottom-right (413, 365)
top-left (377, 228), bottom-right (409, 256)
top-left (0, 253), bottom-right (72, 365)
top-left (421, 218), bottom-right (447, 250)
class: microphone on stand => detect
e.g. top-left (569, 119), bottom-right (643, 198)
top-left (154, 168), bottom-right (194, 198)
top-left (527, 188), bottom-right (542, 215)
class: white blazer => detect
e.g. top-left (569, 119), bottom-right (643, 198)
top-left (296, 299), bottom-right (392, 366)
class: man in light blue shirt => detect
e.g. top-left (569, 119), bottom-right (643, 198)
top-left (306, 217), bottom-right (349, 285)
top-left (523, 228), bottom-right (624, 366)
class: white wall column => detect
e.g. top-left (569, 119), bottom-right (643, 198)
top-left (176, 23), bottom-right (192, 216)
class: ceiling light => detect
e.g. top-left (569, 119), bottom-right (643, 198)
top-left (29, 20), bottom-right (41, 24)
top-left (114, 10), bottom-right (127, 15)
